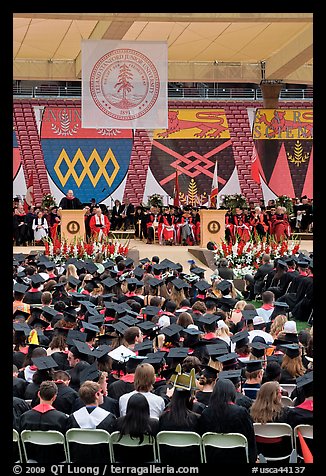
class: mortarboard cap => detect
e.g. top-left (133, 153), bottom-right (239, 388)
top-left (160, 323), bottom-right (183, 338)
top-left (206, 342), bottom-right (229, 358)
top-left (125, 355), bottom-right (145, 372)
top-left (108, 344), bottom-right (136, 363)
top-left (112, 321), bottom-right (129, 336)
top-left (66, 330), bottom-right (87, 346)
top-left (101, 277), bottom-right (118, 289)
top-left (245, 360), bottom-right (263, 372)
top-left (82, 321), bottom-right (100, 334)
top-left (79, 362), bottom-right (100, 384)
top-left (219, 369), bottom-right (242, 383)
top-left (134, 339), bottom-right (154, 355)
top-left (13, 322), bottom-right (31, 336)
top-left (68, 276), bottom-right (81, 288)
top-left (201, 365), bottom-right (219, 379)
top-left (139, 258), bottom-right (150, 265)
top-left (217, 280), bottom-right (232, 292)
top-left (124, 258), bottom-right (134, 268)
top-left (53, 281), bottom-right (66, 289)
top-left (63, 306), bottom-right (78, 323)
top-left (241, 309), bottom-right (258, 321)
top-left (166, 347), bottom-right (190, 360)
top-left (42, 307), bottom-right (60, 321)
top-left (72, 340), bottom-right (95, 357)
top-left (31, 274), bottom-right (45, 285)
top-left (126, 277), bottom-right (141, 286)
top-left (147, 278), bottom-right (163, 288)
top-left (143, 352), bottom-right (166, 367)
top-left (250, 341), bottom-right (271, 358)
top-left (137, 321), bottom-right (158, 334)
top-left (171, 278), bottom-right (189, 290)
top-left (13, 309), bottom-right (30, 320)
top-left (194, 281), bottom-right (211, 292)
top-left (13, 283), bottom-right (29, 294)
top-left (274, 302), bottom-right (289, 310)
top-left (231, 330), bottom-right (249, 347)
top-left (102, 260), bottom-right (115, 269)
top-left (190, 267), bottom-right (206, 276)
top-left (92, 344), bottom-right (111, 361)
top-left (199, 314), bottom-right (222, 326)
top-left (277, 259), bottom-right (288, 269)
top-left (73, 260), bottom-right (86, 271)
top-left (32, 356), bottom-right (59, 370)
top-left (216, 352), bottom-right (239, 367)
top-left (84, 262), bottom-right (98, 274)
top-left (133, 267), bottom-right (146, 279)
top-left (87, 313), bottom-right (104, 327)
top-left (181, 327), bottom-right (203, 336)
top-left (142, 306), bottom-right (160, 318)
top-left (296, 371), bottom-right (313, 389)
top-left (119, 315), bottom-right (140, 327)
top-left (280, 343), bottom-right (300, 358)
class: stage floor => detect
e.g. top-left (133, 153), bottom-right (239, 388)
top-left (13, 238), bottom-right (313, 274)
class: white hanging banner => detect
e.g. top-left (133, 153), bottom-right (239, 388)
top-left (82, 40), bottom-right (168, 129)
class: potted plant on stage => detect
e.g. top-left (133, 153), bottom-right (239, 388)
top-left (220, 194), bottom-right (249, 212)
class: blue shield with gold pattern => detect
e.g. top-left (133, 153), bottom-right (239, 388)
top-left (40, 107), bottom-right (133, 203)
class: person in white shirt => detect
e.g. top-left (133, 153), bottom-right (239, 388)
top-left (248, 316), bottom-right (274, 344)
top-left (256, 291), bottom-right (275, 323)
top-left (32, 210), bottom-right (49, 242)
top-left (119, 363), bottom-right (165, 419)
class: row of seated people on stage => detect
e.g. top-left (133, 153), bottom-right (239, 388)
top-left (13, 193), bottom-right (304, 247)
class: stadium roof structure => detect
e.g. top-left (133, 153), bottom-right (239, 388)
top-left (13, 12), bottom-right (312, 85)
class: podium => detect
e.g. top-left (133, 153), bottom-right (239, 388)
top-left (59, 209), bottom-right (86, 243)
top-left (199, 209), bottom-right (226, 248)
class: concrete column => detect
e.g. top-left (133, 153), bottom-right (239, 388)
top-left (260, 81), bottom-right (283, 108)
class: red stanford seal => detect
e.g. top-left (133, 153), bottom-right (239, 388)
top-left (90, 48), bottom-right (160, 121)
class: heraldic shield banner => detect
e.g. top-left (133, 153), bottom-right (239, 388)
top-left (40, 107), bottom-right (133, 203)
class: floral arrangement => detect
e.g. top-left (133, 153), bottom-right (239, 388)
top-left (219, 194), bottom-right (249, 212)
top-left (43, 236), bottom-right (129, 265)
top-left (147, 193), bottom-right (164, 208)
top-left (276, 195), bottom-right (294, 216)
top-left (41, 193), bottom-right (57, 209)
top-left (213, 238), bottom-right (301, 278)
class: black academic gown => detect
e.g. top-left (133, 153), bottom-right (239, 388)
top-left (13, 397), bottom-right (31, 431)
top-left (107, 375), bottom-right (134, 401)
top-left (51, 351), bottom-right (70, 370)
top-left (198, 403), bottom-right (257, 463)
top-left (13, 377), bottom-right (28, 398)
top-left (22, 290), bottom-right (43, 304)
top-left (68, 361), bottom-right (90, 392)
top-left (286, 400), bottom-right (313, 427)
top-left (51, 382), bottom-right (79, 415)
top-left (59, 196), bottom-right (83, 210)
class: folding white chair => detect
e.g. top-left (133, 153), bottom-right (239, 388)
top-left (281, 396), bottom-right (295, 407)
top-left (293, 425), bottom-right (313, 461)
top-left (253, 423), bottom-right (294, 462)
top-left (109, 431), bottom-right (157, 463)
top-left (202, 432), bottom-right (249, 463)
top-left (20, 430), bottom-right (68, 463)
top-left (156, 431), bottom-right (204, 464)
top-left (281, 384), bottom-right (297, 398)
top-left (65, 428), bottom-right (111, 464)
top-left (13, 429), bottom-right (23, 463)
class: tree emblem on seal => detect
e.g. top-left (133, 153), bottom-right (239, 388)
top-left (67, 221), bottom-right (80, 234)
top-left (207, 220), bottom-right (220, 234)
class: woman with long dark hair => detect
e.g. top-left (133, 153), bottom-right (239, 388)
top-left (159, 388), bottom-right (200, 432)
top-left (110, 393), bottom-right (159, 462)
top-left (198, 378), bottom-right (257, 463)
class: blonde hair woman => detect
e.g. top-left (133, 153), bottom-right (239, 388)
top-left (250, 381), bottom-right (291, 424)
top-left (230, 300), bottom-right (247, 324)
top-left (216, 320), bottom-right (231, 347)
top-left (65, 264), bottom-right (78, 280)
top-left (270, 314), bottom-right (288, 340)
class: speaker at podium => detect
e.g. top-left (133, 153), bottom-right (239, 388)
top-left (58, 209), bottom-right (86, 243)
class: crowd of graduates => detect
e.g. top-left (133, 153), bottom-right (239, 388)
top-left (13, 245), bottom-right (313, 464)
top-left (13, 192), bottom-right (313, 247)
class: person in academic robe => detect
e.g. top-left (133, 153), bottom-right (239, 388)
top-left (266, 259), bottom-right (292, 300)
top-left (22, 275), bottom-right (44, 305)
top-left (158, 206), bottom-right (177, 245)
top-left (13, 204), bottom-right (28, 246)
top-left (134, 206), bottom-right (147, 240)
top-left (121, 197), bottom-right (135, 230)
top-left (89, 205), bottom-right (111, 241)
top-left (110, 199), bottom-right (125, 231)
top-left (50, 370), bottom-right (79, 415)
top-left (287, 372), bottom-right (313, 428)
top-left (48, 206), bottom-right (61, 240)
top-left (18, 381), bottom-right (68, 462)
top-left (249, 206), bottom-right (269, 242)
top-left (66, 380), bottom-right (116, 463)
top-left (232, 207), bottom-right (251, 243)
top-left (296, 196), bottom-right (313, 232)
top-left (198, 378), bottom-right (257, 463)
top-left (270, 206), bottom-right (291, 243)
top-left (145, 206), bottom-right (162, 244)
top-left (58, 189), bottom-right (83, 210)
top-left (175, 207), bottom-right (197, 245)
top-left (32, 210), bottom-right (49, 243)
